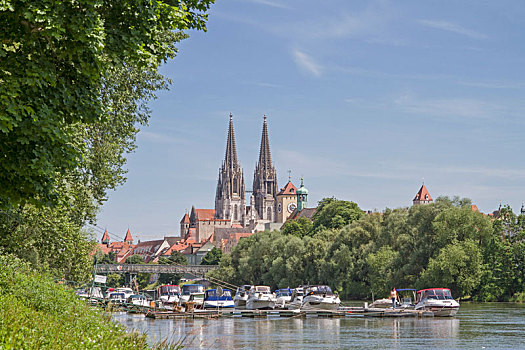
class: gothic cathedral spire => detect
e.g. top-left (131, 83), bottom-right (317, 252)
top-left (252, 116), bottom-right (278, 222)
top-left (215, 113), bottom-right (246, 225)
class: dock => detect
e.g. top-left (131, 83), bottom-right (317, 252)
top-left (144, 307), bottom-right (434, 319)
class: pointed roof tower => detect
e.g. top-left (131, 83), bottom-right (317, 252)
top-left (224, 113), bottom-right (238, 169)
top-left (258, 115), bottom-right (272, 170)
top-left (101, 229), bottom-right (110, 245)
top-left (413, 181), bottom-right (433, 205)
top-left (124, 229), bottom-right (133, 244)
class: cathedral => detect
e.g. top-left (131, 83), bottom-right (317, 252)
top-left (214, 114), bottom-right (307, 231)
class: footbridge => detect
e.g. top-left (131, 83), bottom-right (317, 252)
top-left (95, 264), bottom-right (217, 276)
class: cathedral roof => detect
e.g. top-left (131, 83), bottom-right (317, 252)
top-left (413, 183), bottom-right (432, 202)
top-left (278, 181), bottom-right (297, 195)
top-left (124, 229), bottom-right (133, 243)
top-left (224, 113), bottom-right (239, 169)
top-left (257, 116), bottom-right (273, 170)
top-left (194, 209), bottom-right (216, 221)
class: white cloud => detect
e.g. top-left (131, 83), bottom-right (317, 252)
top-left (393, 94), bottom-right (502, 119)
top-left (248, 0), bottom-right (290, 9)
top-left (292, 49), bottom-right (322, 76)
top-left (417, 19), bottom-right (487, 40)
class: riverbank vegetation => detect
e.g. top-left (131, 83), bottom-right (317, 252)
top-left (209, 197), bottom-right (525, 302)
top-left (0, 0), bottom-right (214, 347)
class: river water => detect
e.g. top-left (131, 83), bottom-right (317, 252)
top-left (113, 303), bottom-right (525, 349)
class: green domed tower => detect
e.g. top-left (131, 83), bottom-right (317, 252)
top-left (296, 178), bottom-right (308, 212)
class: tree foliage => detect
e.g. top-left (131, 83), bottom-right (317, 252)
top-left (201, 247), bottom-right (223, 265)
top-left (210, 197), bottom-right (525, 301)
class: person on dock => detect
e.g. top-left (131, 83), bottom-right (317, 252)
top-left (390, 288), bottom-right (397, 309)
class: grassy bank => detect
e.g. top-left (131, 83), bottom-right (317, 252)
top-left (0, 254), bottom-right (150, 349)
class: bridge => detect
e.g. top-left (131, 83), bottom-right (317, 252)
top-left (95, 264), bottom-right (218, 276)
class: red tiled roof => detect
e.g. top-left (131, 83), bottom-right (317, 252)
top-left (180, 213), bottom-right (190, 224)
top-left (195, 209), bottom-right (215, 221)
top-left (124, 229), bottom-right (133, 242)
top-left (278, 181), bottom-right (297, 196)
top-left (101, 229), bottom-right (110, 243)
top-left (413, 184), bottom-right (432, 202)
top-left (471, 205), bottom-right (479, 212)
top-left (232, 224), bottom-right (243, 228)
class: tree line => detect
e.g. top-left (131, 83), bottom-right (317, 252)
top-left (209, 197), bottom-right (525, 301)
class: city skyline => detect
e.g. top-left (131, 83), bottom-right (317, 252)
top-left (96, 0), bottom-right (525, 242)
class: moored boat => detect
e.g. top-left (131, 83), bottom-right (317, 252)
top-left (233, 285), bottom-right (253, 309)
top-left (274, 288), bottom-right (292, 308)
top-left (301, 285), bottom-right (340, 311)
top-left (156, 284), bottom-right (181, 310)
top-left (246, 286), bottom-right (276, 310)
top-left (288, 287), bottom-right (305, 310)
top-left (203, 289), bottom-right (235, 309)
top-left (414, 288), bottom-right (460, 316)
top-left (180, 284), bottom-right (205, 307)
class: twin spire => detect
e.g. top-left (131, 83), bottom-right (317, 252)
top-left (224, 113), bottom-right (238, 169)
top-left (258, 115), bottom-right (273, 170)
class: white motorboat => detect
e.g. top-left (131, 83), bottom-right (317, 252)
top-left (180, 284), bottom-right (205, 307)
top-left (288, 287), bottom-right (305, 310)
top-left (108, 292), bottom-right (127, 304)
top-left (274, 288), bottom-right (293, 309)
top-left (414, 288), bottom-right (460, 316)
top-left (128, 294), bottom-right (151, 307)
top-left (115, 287), bottom-right (134, 299)
top-left (156, 284), bottom-right (181, 310)
top-left (233, 285), bottom-right (253, 309)
top-left (246, 286), bottom-right (276, 310)
top-left (301, 285), bottom-right (340, 311)
top-left (203, 289), bottom-right (235, 309)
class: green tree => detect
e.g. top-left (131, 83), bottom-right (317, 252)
top-left (312, 198), bottom-right (363, 230)
top-left (281, 217), bottom-right (314, 237)
top-left (0, 0), bottom-right (214, 205)
top-left (201, 247), bottom-right (223, 265)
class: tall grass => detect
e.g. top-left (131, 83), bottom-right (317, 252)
top-left (0, 253), bottom-right (150, 349)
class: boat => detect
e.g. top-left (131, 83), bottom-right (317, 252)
top-left (115, 287), bottom-right (134, 299)
top-left (369, 288), bottom-right (417, 309)
top-left (414, 288), bottom-right (460, 316)
top-left (203, 289), bottom-right (235, 309)
top-left (233, 285), bottom-right (253, 309)
top-left (180, 284), bottom-right (205, 307)
top-left (301, 285), bottom-right (340, 311)
top-left (156, 284), bottom-right (181, 310)
top-left (274, 288), bottom-right (293, 308)
top-left (107, 292), bottom-right (127, 304)
top-left (127, 294), bottom-right (151, 307)
top-left (246, 285), bottom-right (276, 310)
top-left (288, 287), bottom-right (305, 310)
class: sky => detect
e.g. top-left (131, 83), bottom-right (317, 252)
top-left (95, 0), bottom-right (525, 242)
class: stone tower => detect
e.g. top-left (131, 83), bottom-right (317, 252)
top-left (253, 116), bottom-right (278, 222)
top-left (297, 178), bottom-right (308, 212)
top-left (215, 114), bottom-right (246, 225)
top-left (276, 177), bottom-right (298, 223)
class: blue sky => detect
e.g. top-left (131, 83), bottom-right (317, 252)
top-left (95, 0), bottom-right (525, 242)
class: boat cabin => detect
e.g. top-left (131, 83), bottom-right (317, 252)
top-left (181, 284), bottom-right (205, 295)
top-left (157, 284), bottom-right (181, 298)
top-left (275, 289), bottom-right (292, 298)
top-left (304, 285), bottom-right (335, 296)
top-left (250, 286), bottom-right (272, 294)
top-left (204, 289), bottom-right (233, 301)
top-left (416, 288), bottom-right (454, 302)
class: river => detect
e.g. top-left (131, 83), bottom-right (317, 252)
top-left (112, 303), bottom-right (525, 349)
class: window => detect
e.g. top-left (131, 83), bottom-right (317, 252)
top-left (267, 207), bottom-right (272, 221)
top-left (234, 204), bottom-right (238, 221)
top-left (233, 177), bottom-right (237, 193)
top-left (290, 188), bottom-right (294, 193)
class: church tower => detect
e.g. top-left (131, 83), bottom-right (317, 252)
top-left (253, 116), bottom-right (278, 222)
top-left (215, 114), bottom-right (246, 225)
top-left (413, 181), bottom-right (433, 205)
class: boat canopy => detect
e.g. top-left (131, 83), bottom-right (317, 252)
top-left (396, 288), bottom-right (417, 292)
top-left (305, 285), bottom-right (334, 295)
top-left (275, 288), bottom-right (292, 296)
top-left (417, 288), bottom-right (454, 300)
top-left (158, 285), bottom-right (180, 295)
top-left (254, 286), bottom-right (271, 293)
top-left (181, 284), bottom-right (204, 295)
top-left (205, 289), bottom-right (233, 300)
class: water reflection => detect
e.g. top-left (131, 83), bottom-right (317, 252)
top-left (112, 304), bottom-right (525, 349)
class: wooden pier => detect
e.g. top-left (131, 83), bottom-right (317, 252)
top-left (144, 307), bottom-right (434, 319)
